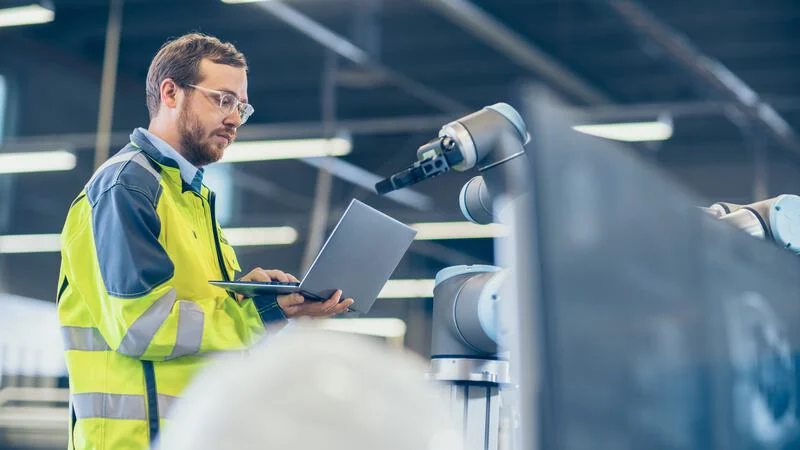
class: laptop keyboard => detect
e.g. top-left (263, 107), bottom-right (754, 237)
top-left (262, 281), bottom-right (300, 286)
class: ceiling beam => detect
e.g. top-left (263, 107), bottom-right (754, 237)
top-left (579, 96), bottom-right (800, 121)
top-left (420, 0), bottom-right (612, 105)
top-left (604, 0), bottom-right (800, 159)
top-left (250, 0), bottom-right (469, 113)
top-left (0, 114), bottom-right (459, 152)
top-left (0, 114), bottom-right (445, 211)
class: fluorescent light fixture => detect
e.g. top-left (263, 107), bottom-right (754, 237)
top-left (0, 227), bottom-right (296, 254)
top-left (313, 318), bottom-right (407, 339)
top-left (220, 137), bottom-right (352, 163)
top-left (0, 234), bottom-right (61, 254)
top-left (411, 221), bottom-right (506, 240)
top-left (0, 3), bottom-right (54, 28)
top-left (572, 119), bottom-right (673, 142)
top-left (221, 0), bottom-right (266, 3)
top-left (0, 150), bottom-right (76, 174)
top-left (224, 227), bottom-right (298, 246)
top-left (378, 279), bottom-right (435, 299)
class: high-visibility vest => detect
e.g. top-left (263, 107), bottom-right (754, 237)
top-left (57, 128), bottom-right (285, 449)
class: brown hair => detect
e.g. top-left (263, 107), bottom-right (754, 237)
top-left (145, 33), bottom-right (247, 119)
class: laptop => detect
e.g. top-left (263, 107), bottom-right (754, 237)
top-left (209, 199), bottom-right (417, 314)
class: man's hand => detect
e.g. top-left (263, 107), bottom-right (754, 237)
top-left (277, 289), bottom-right (353, 319)
top-left (238, 267), bottom-right (353, 318)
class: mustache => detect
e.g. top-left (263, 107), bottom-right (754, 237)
top-left (213, 128), bottom-right (237, 143)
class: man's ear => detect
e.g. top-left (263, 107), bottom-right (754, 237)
top-left (160, 79), bottom-right (180, 109)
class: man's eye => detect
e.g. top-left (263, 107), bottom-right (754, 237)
top-left (220, 95), bottom-right (236, 109)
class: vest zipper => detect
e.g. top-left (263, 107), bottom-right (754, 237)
top-left (208, 191), bottom-right (231, 282)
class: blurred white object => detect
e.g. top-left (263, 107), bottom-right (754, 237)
top-left (309, 318), bottom-right (407, 348)
top-left (0, 294), bottom-right (66, 377)
top-left (157, 327), bottom-right (462, 450)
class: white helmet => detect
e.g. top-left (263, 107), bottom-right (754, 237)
top-left (156, 327), bottom-right (462, 450)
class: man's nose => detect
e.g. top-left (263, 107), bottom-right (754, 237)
top-left (223, 109), bottom-right (242, 129)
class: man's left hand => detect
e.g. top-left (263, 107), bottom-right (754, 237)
top-left (277, 289), bottom-right (353, 318)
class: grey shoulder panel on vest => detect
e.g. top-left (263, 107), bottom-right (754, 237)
top-left (88, 148), bottom-right (174, 298)
top-left (86, 148), bottom-right (163, 208)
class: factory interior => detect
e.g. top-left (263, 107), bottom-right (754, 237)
top-left (1, 0), bottom-right (800, 449)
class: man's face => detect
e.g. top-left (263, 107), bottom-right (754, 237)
top-left (178, 59), bottom-right (248, 167)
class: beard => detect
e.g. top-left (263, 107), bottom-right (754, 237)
top-left (177, 99), bottom-right (232, 167)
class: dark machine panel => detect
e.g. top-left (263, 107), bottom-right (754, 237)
top-left (515, 86), bottom-right (800, 450)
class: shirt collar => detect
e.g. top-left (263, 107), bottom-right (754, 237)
top-left (137, 127), bottom-right (204, 191)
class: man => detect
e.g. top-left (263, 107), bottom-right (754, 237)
top-left (57, 33), bottom-right (352, 450)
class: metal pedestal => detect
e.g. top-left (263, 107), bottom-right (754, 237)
top-left (430, 358), bottom-right (509, 450)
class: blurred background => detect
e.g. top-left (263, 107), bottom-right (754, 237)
top-left (0, 0), bottom-right (799, 448)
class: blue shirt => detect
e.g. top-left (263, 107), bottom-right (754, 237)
top-left (137, 127), bottom-right (204, 192)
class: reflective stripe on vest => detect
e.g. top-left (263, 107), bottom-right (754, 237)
top-left (118, 289), bottom-right (203, 359)
top-left (168, 301), bottom-right (204, 359)
top-left (72, 393), bottom-right (179, 420)
top-left (61, 326), bottom-right (110, 351)
top-left (61, 289), bottom-right (203, 359)
top-left (86, 151), bottom-right (161, 188)
top-left (118, 289), bottom-right (178, 357)
top-left (61, 326), bottom-right (245, 360)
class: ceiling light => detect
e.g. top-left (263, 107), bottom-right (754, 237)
top-left (312, 318), bottom-right (407, 339)
top-left (0, 234), bottom-right (60, 254)
top-left (220, 137), bottom-right (351, 163)
top-left (0, 150), bottom-right (76, 174)
top-left (224, 227), bottom-right (298, 246)
top-left (0, 227), bottom-right (297, 254)
top-left (378, 279), bottom-right (435, 299)
top-left (411, 221), bottom-right (506, 240)
top-left (221, 0), bottom-right (267, 3)
top-left (0, 3), bottom-right (54, 28)
top-left (572, 119), bottom-right (673, 142)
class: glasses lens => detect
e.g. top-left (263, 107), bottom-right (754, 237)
top-left (239, 104), bottom-right (254, 124)
top-left (219, 94), bottom-right (237, 114)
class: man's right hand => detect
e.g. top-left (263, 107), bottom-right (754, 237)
top-left (238, 267), bottom-right (353, 318)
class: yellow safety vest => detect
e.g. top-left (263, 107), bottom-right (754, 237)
top-left (57, 129), bottom-right (285, 449)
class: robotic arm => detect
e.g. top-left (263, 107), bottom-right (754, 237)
top-left (376, 103), bottom-right (531, 225)
top-left (704, 195), bottom-right (800, 253)
top-left (376, 102), bottom-right (531, 357)
top-left (376, 104), bottom-right (531, 450)
top-left (376, 102), bottom-right (531, 361)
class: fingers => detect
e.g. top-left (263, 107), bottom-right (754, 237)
top-left (271, 289), bottom-right (356, 319)
top-left (332, 298), bottom-right (354, 314)
top-left (278, 293), bottom-right (305, 308)
top-left (240, 268), bottom-right (300, 283)
top-left (290, 291), bottom-right (340, 317)
top-left (321, 290), bottom-right (343, 311)
top-left (316, 296), bottom-right (352, 316)
top-left (263, 270), bottom-right (291, 283)
top-left (296, 293), bottom-right (356, 318)
top-left (240, 267), bottom-right (272, 283)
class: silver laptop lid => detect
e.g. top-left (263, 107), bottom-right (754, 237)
top-left (299, 199), bottom-right (417, 313)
